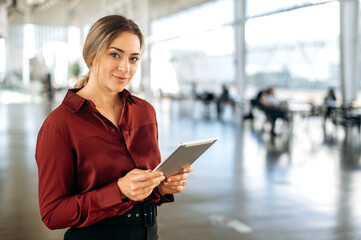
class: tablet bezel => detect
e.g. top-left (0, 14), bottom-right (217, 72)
top-left (153, 137), bottom-right (218, 177)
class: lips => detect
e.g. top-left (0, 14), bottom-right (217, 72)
top-left (113, 75), bottom-right (128, 82)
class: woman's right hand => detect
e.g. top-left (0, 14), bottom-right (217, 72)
top-left (117, 169), bottom-right (165, 201)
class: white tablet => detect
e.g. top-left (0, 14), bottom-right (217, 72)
top-left (153, 137), bottom-right (218, 177)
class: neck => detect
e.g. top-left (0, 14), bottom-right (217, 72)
top-left (77, 84), bottom-right (122, 108)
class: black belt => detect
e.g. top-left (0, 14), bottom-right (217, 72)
top-left (94, 201), bottom-right (157, 228)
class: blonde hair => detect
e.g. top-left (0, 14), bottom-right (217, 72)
top-left (74, 15), bottom-right (144, 89)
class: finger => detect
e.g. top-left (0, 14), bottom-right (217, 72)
top-left (131, 171), bottom-right (164, 182)
top-left (153, 170), bottom-right (164, 175)
top-left (182, 166), bottom-right (193, 173)
top-left (165, 173), bottom-right (188, 183)
top-left (129, 169), bottom-right (163, 177)
top-left (124, 180), bottom-right (163, 201)
top-left (162, 184), bottom-right (186, 193)
top-left (164, 179), bottom-right (187, 186)
top-left (144, 172), bottom-right (165, 182)
top-left (135, 175), bottom-right (165, 189)
top-left (122, 174), bottom-right (164, 195)
top-left (168, 180), bottom-right (188, 187)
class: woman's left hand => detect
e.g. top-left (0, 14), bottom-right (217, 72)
top-left (157, 166), bottom-right (193, 196)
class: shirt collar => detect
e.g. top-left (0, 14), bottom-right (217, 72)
top-left (63, 88), bottom-right (136, 113)
top-left (121, 89), bottom-right (136, 104)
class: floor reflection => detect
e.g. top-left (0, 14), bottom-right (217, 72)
top-left (1, 93), bottom-right (361, 240)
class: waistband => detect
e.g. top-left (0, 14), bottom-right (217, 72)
top-left (94, 201), bottom-right (157, 228)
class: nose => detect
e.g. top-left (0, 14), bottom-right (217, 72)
top-left (118, 57), bottom-right (130, 72)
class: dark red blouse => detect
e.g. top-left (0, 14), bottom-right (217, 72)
top-left (35, 89), bottom-right (173, 230)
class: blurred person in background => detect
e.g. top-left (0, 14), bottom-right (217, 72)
top-left (261, 87), bottom-right (289, 136)
top-left (243, 89), bottom-right (264, 120)
top-left (324, 88), bottom-right (337, 120)
top-left (35, 15), bottom-right (192, 240)
top-left (216, 84), bottom-right (232, 119)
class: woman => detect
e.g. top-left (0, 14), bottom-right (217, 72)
top-left (35, 15), bottom-right (192, 240)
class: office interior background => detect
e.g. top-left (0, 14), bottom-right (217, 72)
top-left (1, 0), bottom-right (361, 239)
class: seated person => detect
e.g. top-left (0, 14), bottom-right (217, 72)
top-left (216, 85), bottom-right (233, 118)
top-left (324, 88), bottom-right (337, 120)
top-left (243, 89), bottom-right (264, 120)
top-left (193, 89), bottom-right (216, 118)
top-left (260, 87), bottom-right (289, 136)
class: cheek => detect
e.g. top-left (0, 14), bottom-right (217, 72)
top-left (130, 64), bottom-right (139, 75)
top-left (100, 64), bottom-right (113, 76)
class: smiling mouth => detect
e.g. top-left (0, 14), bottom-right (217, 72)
top-left (113, 75), bottom-right (128, 82)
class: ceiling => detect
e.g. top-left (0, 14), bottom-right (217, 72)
top-left (2, 0), bottom-right (213, 26)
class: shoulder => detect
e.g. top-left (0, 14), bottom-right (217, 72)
top-left (45, 103), bottom-right (73, 123)
top-left (126, 95), bottom-right (157, 124)
top-left (38, 103), bottom-right (76, 138)
top-left (131, 95), bottom-right (156, 113)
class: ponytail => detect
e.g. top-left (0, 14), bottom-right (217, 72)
top-left (74, 72), bottom-right (90, 89)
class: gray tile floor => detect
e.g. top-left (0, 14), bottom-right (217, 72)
top-left (1, 90), bottom-right (361, 240)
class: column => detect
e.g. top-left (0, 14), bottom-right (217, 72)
top-left (339, 0), bottom-right (359, 104)
top-left (0, 2), bottom-right (8, 37)
top-left (235, 0), bottom-right (246, 105)
top-left (138, 0), bottom-right (152, 98)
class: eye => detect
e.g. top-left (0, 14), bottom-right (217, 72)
top-left (110, 52), bottom-right (120, 58)
top-left (130, 56), bottom-right (139, 63)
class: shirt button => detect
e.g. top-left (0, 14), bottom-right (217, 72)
top-left (111, 128), bottom-right (116, 132)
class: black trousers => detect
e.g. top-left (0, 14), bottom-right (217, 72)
top-left (64, 202), bottom-right (158, 240)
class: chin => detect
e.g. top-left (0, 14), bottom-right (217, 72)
top-left (108, 81), bottom-right (130, 93)
top-left (116, 85), bottom-right (128, 93)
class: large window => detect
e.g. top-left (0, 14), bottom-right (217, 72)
top-left (150, 0), bottom-right (340, 99)
top-left (150, 0), bottom-right (234, 95)
top-left (246, 0), bottom-right (335, 17)
top-left (246, 1), bottom-right (340, 93)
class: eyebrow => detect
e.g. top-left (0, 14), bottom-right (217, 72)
top-left (109, 46), bottom-right (140, 56)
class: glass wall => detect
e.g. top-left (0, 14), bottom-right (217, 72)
top-left (4, 24), bottom-right (70, 87)
top-left (150, 0), bottom-right (235, 97)
top-left (150, 0), bottom-right (341, 103)
top-left (0, 0), bottom-right (353, 104)
top-left (246, 0), bottom-right (334, 17)
top-left (246, 1), bottom-right (340, 96)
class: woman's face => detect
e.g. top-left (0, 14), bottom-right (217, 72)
top-left (90, 31), bottom-right (141, 93)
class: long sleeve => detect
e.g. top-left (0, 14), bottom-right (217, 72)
top-left (35, 89), bottom-right (174, 230)
top-left (35, 124), bottom-right (132, 229)
top-left (151, 188), bottom-right (174, 205)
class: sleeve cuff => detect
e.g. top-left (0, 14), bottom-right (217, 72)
top-left (95, 181), bottom-right (123, 209)
top-left (153, 187), bottom-right (174, 205)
